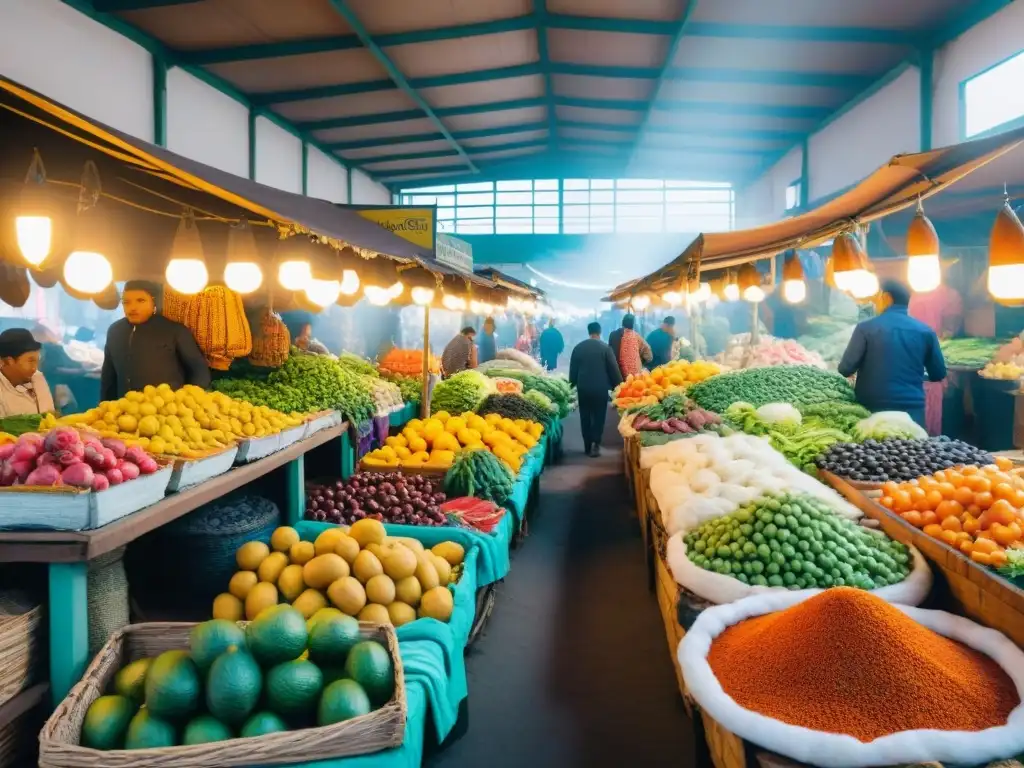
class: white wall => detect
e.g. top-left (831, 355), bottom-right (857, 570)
top-left (933, 1), bottom-right (1024, 147)
top-left (166, 68), bottom-right (250, 178)
top-left (807, 66), bottom-right (920, 201)
top-left (254, 116), bottom-right (303, 194)
top-left (351, 169), bottom-right (392, 205)
top-left (0, 0), bottom-right (153, 141)
top-left (307, 146), bottom-right (349, 203)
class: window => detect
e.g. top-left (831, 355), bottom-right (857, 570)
top-left (963, 50), bottom-right (1024, 138)
top-left (785, 180), bottom-right (802, 211)
top-left (398, 178), bottom-right (733, 234)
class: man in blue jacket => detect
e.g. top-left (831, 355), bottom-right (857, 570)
top-left (837, 279), bottom-right (946, 428)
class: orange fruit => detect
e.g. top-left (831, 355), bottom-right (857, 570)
top-left (975, 491), bottom-right (995, 510)
top-left (919, 510), bottom-right (938, 527)
top-left (993, 482), bottom-right (1017, 501)
top-left (939, 529), bottom-right (959, 546)
top-left (936, 482), bottom-right (957, 500)
top-left (935, 499), bottom-right (964, 521)
top-left (923, 490), bottom-right (944, 511)
top-left (922, 523), bottom-right (944, 538)
top-left (940, 515), bottom-right (962, 533)
top-left (880, 496), bottom-right (894, 510)
top-left (892, 490), bottom-right (913, 514)
top-left (971, 550), bottom-right (993, 566)
top-left (908, 486), bottom-right (927, 504)
top-left (901, 510), bottom-right (923, 527)
top-left (965, 476), bottom-right (992, 493)
top-left (953, 486), bottom-right (975, 506)
top-left (996, 456), bottom-right (1014, 470)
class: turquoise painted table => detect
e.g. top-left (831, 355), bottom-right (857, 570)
top-left (388, 402), bottom-right (418, 429)
top-left (0, 424), bottom-right (348, 709)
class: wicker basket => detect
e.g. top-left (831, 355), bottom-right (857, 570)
top-left (87, 549), bottom-right (129, 658)
top-left (39, 621), bottom-right (406, 768)
top-left (0, 590), bottom-right (42, 708)
top-left (0, 703), bottom-right (45, 768)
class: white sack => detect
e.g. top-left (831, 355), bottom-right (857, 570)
top-left (679, 592), bottom-right (1024, 768)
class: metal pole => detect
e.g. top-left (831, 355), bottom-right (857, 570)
top-left (750, 302), bottom-right (760, 345)
top-left (420, 304), bottom-right (431, 419)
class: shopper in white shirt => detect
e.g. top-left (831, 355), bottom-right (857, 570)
top-left (0, 328), bottom-right (55, 417)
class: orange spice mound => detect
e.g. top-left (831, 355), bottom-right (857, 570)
top-left (707, 588), bottom-right (1019, 742)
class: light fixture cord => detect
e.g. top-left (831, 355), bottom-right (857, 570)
top-left (24, 148), bottom-right (46, 185)
top-left (77, 160), bottom-right (102, 214)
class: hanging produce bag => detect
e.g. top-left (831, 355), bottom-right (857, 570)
top-left (249, 307), bottom-right (290, 368)
top-left (182, 285), bottom-right (253, 370)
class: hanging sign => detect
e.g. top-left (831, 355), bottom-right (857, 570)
top-left (436, 234), bottom-right (474, 274)
top-left (356, 207), bottom-right (435, 250)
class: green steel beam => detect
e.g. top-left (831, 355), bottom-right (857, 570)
top-left (324, 1), bottom-right (477, 173)
top-left (325, 122), bottom-right (549, 151)
top-left (927, 0), bottom-right (1014, 47)
top-left (919, 48), bottom-right (933, 151)
top-left (247, 110), bottom-right (257, 180)
top-left (800, 138), bottom-right (810, 207)
top-left (359, 139), bottom-right (549, 166)
top-left (152, 55), bottom-right (167, 147)
top-left (683, 22), bottom-right (918, 45)
top-left (254, 64), bottom-right (542, 105)
top-left (533, 0), bottom-right (558, 150)
top-left (93, 0), bottom-right (201, 9)
top-left (628, 0), bottom-right (698, 170)
top-left (298, 97), bottom-right (545, 131)
top-left (301, 141), bottom-right (309, 195)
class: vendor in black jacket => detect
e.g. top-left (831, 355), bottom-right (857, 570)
top-left (100, 280), bottom-right (211, 400)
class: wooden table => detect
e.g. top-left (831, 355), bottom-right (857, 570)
top-left (0, 423), bottom-right (346, 707)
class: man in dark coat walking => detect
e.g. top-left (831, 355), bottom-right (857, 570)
top-left (569, 321), bottom-right (623, 457)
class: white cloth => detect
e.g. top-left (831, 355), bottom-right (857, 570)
top-left (0, 370), bottom-right (54, 417)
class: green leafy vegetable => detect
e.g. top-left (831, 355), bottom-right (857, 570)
top-left (431, 370), bottom-right (490, 415)
top-left (689, 365), bottom-right (855, 413)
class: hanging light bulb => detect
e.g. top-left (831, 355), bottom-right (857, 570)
top-left (442, 293), bottom-right (467, 311)
top-left (723, 271), bottom-right (741, 301)
top-left (737, 263), bottom-right (764, 302)
top-left (906, 200), bottom-right (941, 293)
top-left (411, 286), bottom-right (435, 306)
top-left (693, 282), bottom-right (712, 303)
top-left (849, 270), bottom-right (879, 299)
top-left (831, 232), bottom-right (871, 295)
top-left (166, 210), bottom-right (208, 294)
top-left (389, 281), bottom-right (405, 299)
top-left (339, 269), bottom-right (360, 295)
top-left (662, 290), bottom-right (683, 307)
top-left (988, 194), bottom-right (1024, 303)
top-left (223, 217), bottom-right (263, 294)
top-left (782, 251), bottom-right (807, 304)
top-left (15, 149), bottom-right (53, 267)
top-left (364, 285), bottom-right (392, 306)
top-left (469, 300), bottom-right (484, 315)
top-left (305, 278), bottom-right (340, 307)
top-left (632, 294), bottom-right (651, 311)
top-left (64, 250), bottom-right (113, 295)
top-left (278, 260), bottom-right (311, 291)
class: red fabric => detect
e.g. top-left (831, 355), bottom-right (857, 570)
top-left (618, 329), bottom-right (644, 377)
top-left (909, 285), bottom-right (963, 436)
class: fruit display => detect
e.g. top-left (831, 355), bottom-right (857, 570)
top-left (940, 336), bottom-right (1004, 368)
top-left (429, 370), bottom-right (492, 415)
top-left (380, 371), bottom-right (422, 407)
top-left (214, 353), bottom-right (375, 426)
top-left (45, 384), bottom-right (304, 457)
top-left (719, 336), bottom-right (826, 370)
top-left (212, 523), bottom-right (462, 627)
top-left (688, 365), bottom-right (855, 413)
top-left (440, 497), bottom-right (507, 534)
top-left (817, 437), bottom-right (994, 483)
top-left (443, 449), bottom-right (515, 505)
top-left (305, 473), bottom-right (447, 527)
top-left (725, 402), bottom-right (852, 474)
top-left (481, 368), bottom-right (576, 417)
top-left (362, 411), bottom-right (543, 472)
top-left (879, 459), bottom-right (1023, 567)
top-left (0, 428), bottom-right (162, 490)
top-left (612, 360), bottom-right (722, 408)
top-left (378, 348), bottom-right (440, 377)
top-left (684, 493), bottom-right (911, 590)
top-left (643, 432), bottom-right (862, 537)
top-left (980, 361), bottom-right (1024, 380)
top-left (850, 411), bottom-right (928, 441)
top-left (476, 393), bottom-right (554, 427)
top-left (79, 610), bottom-right (397, 750)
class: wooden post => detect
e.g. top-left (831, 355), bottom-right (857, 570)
top-left (420, 304), bottom-right (431, 419)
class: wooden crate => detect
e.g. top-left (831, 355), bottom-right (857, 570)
top-left (823, 471), bottom-right (1024, 648)
top-left (654, 549), bottom-right (691, 715)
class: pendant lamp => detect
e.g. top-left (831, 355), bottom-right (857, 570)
top-left (906, 200), bottom-right (941, 293)
top-left (64, 163), bottom-right (114, 295)
top-left (166, 210), bottom-right (208, 294)
top-left (305, 278), bottom-right (341, 307)
top-left (782, 251), bottom-right (807, 304)
top-left (15, 150), bottom-right (53, 267)
top-left (723, 270), bottom-right (740, 301)
top-left (223, 218), bottom-right (263, 294)
top-left (662, 290), bottom-right (683, 307)
top-left (831, 232), bottom-right (871, 295)
top-left (411, 286), bottom-right (435, 306)
top-left (738, 263), bottom-right (764, 302)
top-left (988, 196), bottom-right (1024, 303)
top-left (632, 294), bottom-right (651, 311)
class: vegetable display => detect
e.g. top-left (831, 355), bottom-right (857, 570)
top-left (797, 401), bottom-right (870, 434)
top-left (45, 384), bottom-right (305, 457)
top-left (685, 493), bottom-right (911, 590)
top-left (213, 523), bottom-right (462, 627)
top-left (0, 414), bottom-right (43, 437)
top-left (851, 411), bottom-right (928, 441)
top-left (378, 348), bottom-right (440, 377)
top-left (612, 360), bottom-right (721, 408)
top-left (485, 370), bottom-right (576, 417)
top-left (305, 473), bottom-right (446, 527)
top-left (688, 365), bottom-right (855, 413)
top-left (879, 459), bottom-right (1023, 567)
top-left (361, 375), bottom-right (403, 417)
top-left (443, 449), bottom-right (515, 505)
top-left (705, 588), bottom-right (1020, 744)
top-left (523, 389), bottom-right (556, 416)
top-left (724, 402), bottom-right (852, 474)
top-left (214, 353), bottom-right (375, 426)
top-left (335, 352), bottom-right (379, 378)
top-left (495, 348), bottom-right (544, 374)
top-left (817, 437), bottom-right (994, 482)
top-left (476, 393), bottom-right (553, 427)
top-left (440, 497), bottom-right (507, 534)
top-left (490, 377), bottom-right (523, 394)
top-left (940, 336), bottom-right (1004, 368)
top-left (81, 609), bottom-right (399, 749)
top-left (380, 372), bottom-right (422, 407)
top-left (718, 336), bottom-right (826, 370)
top-left (0, 428), bottom-right (161, 490)
top-left (430, 370), bottom-right (491, 415)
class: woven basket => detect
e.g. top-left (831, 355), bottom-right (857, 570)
top-left (87, 549), bottom-right (129, 658)
top-left (127, 495), bottom-right (279, 611)
top-left (0, 590), bottom-right (42, 708)
top-left (0, 705), bottom-right (45, 768)
top-left (39, 621), bottom-right (406, 768)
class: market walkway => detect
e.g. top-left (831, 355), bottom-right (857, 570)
top-left (427, 411), bottom-right (696, 768)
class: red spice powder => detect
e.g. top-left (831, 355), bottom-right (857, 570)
top-left (707, 588), bottom-right (1019, 742)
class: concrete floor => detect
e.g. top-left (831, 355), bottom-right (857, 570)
top-left (426, 409), bottom-right (695, 768)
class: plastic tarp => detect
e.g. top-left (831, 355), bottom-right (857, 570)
top-left (607, 123), bottom-right (1024, 300)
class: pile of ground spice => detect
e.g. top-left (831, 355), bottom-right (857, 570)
top-left (707, 588), bottom-right (1019, 742)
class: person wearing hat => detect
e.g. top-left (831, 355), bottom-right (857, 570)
top-left (646, 316), bottom-right (678, 369)
top-left (100, 280), bottom-right (211, 401)
top-left (0, 328), bottom-right (55, 417)
top-left (838, 279), bottom-right (947, 428)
